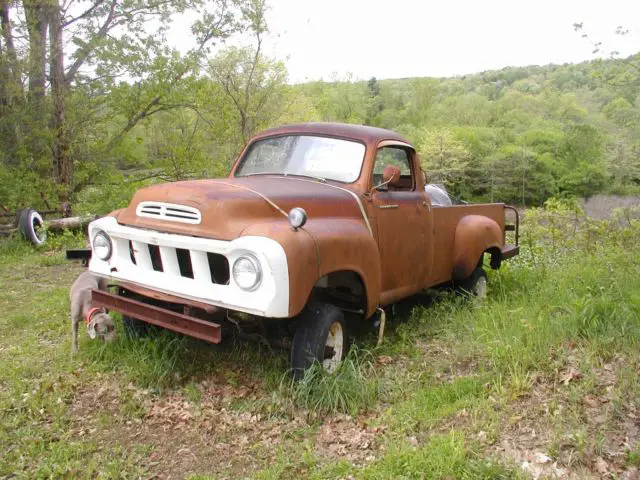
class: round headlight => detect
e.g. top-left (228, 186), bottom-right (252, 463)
top-left (232, 255), bottom-right (262, 291)
top-left (288, 207), bottom-right (307, 229)
top-left (93, 231), bottom-right (112, 261)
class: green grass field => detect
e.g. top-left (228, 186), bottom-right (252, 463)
top-left (1, 203), bottom-right (639, 479)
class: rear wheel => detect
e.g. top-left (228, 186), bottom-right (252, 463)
top-left (290, 302), bottom-right (348, 380)
top-left (457, 267), bottom-right (488, 299)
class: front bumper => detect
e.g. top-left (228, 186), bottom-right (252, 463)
top-left (88, 216), bottom-right (290, 318)
top-left (92, 289), bottom-right (222, 343)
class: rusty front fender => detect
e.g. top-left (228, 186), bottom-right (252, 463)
top-left (303, 218), bottom-right (381, 319)
top-left (242, 218), bottom-right (380, 318)
top-left (452, 215), bottom-right (503, 281)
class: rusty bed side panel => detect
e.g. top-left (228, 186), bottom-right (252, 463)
top-left (429, 204), bottom-right (506, 285)
top-left (92, 289), bottom-right (221, 344)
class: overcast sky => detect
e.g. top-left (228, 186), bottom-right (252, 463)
top-left (250, 0), bottom-right (640, 83)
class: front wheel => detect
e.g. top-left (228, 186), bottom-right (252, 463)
top-left (290, 302), bottom-right (348, 380)
top-left (117, 288), bottom-right (151, 337)
top-left (457, 267), bottom-right (488, 299)
top-left (122, 315), bottom-right (150, 338)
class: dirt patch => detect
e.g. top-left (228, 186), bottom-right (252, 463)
top-left (69, 374), bottom-right (383, 478)
top-left (581, 195), bottom-right (640, 220)
top-left (492, 358), bottom-right (640, 479)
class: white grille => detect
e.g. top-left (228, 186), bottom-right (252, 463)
top-left (136, 202), bottom-right (201, 224)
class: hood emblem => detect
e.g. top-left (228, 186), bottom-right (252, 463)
top-left (136, 202), bottom-right (202, 225)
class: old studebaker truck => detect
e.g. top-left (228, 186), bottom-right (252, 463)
top-left (85, 123), bottom-right (519, 377)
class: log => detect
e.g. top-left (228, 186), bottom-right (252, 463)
top-left (0, 215), bottom-right (99, 239)
top-left (0, 225), bottom-right (15, 237)
top-left (45, 215), bottom-right (97, 232)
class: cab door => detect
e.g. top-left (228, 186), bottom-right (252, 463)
top-left (370, 145), bottom-right (433, 303)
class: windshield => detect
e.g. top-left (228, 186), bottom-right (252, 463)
top-left (235, 135), bottom-right (366, 183)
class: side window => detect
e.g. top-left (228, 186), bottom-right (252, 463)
top-left (372, 146), bottom-right (414, 191)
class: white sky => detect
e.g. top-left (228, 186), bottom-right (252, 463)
top-left (167, 0), bottom-right (640, 83)
top-left (257, 0), bottom-right (640, 83)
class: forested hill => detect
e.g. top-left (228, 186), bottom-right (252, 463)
top-left (296, 56), bottom-right (640, 205)
top-left (1, 0), bottom-right (638, 216)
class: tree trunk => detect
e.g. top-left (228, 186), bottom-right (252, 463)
top-left (24, 0), bottom-right (49, 161)
top-left (0, 0), bottom-right (23, 160)
top-left (49, 2), bottom-right (71, 204)
top-left (24, 1), bottom-right (47, 111)
top-left (46, 215), bottom-right (96, 232)
top-left (0, 215), bottom-right (96, 237)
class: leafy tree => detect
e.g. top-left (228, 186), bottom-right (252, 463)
top-left (418, 128), bottom-right (472, 196)
top-left (0, 0), bottom-right (247, 207)
top-left (208, 0), bottom-right (290, 144)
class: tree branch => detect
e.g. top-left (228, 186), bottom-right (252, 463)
top-left (0, 0), bottom-right (21, 89)
top-left (62, 0), bottom-right (106, 28)
top-left (64, 0), bottom-right (117, 86)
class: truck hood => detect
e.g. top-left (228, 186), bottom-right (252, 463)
top-left (116, 176), bottom-right (365, 240)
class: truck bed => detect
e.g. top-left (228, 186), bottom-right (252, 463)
top-left (429, 203), bottom-right (506, 286)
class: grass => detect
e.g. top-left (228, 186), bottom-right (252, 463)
top-left (357, 432), bottom-right (523, 480)
top-left (285, 347), bottom-right (379, 416)
top-left (1, 202), bottom-right (640, 478)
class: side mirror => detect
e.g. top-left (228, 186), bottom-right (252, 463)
top-left (382, 165), bottom-right (401, 187)
top-left (369, 165), bottom-right (402, 196)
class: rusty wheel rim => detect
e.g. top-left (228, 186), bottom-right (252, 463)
top-left (474, 276), bottom-right (487, 298)
top-left (322, 321), bottom-right (344, 373)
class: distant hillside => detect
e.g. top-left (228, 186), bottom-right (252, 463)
top-left (295, 55), bottom-right (640, 205)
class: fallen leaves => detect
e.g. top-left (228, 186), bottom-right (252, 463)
top-left (560, 366), bottom-right (582, 385)
top-left (595, 456), bottom-right (611, 478)
top-left (501, 444), bottom-right (568, 480)
top-left (315, 414), bottom-right (379, 465)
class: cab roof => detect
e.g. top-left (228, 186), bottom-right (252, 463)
top-left (253, 122), bottom-right (412, 146)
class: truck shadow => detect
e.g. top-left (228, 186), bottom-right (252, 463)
top-left (97, 287), bottom-right (455, 391)
top-left (348, 287), bottom-right (453, 344)
top-left (390, 289), bottom-right (441, 319)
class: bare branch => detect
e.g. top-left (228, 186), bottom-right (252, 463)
top-left (64, 0), bottom-right (117, 86)
top-left (62, 0), bottom-right (106, 27)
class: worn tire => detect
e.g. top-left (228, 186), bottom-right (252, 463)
top-left (18, 208), bottom-right (46, 246)
top-left (122, 315), bottom-right (150, 338)
top-left (115, 289), bottom-right (150, 337)
top-left (290, 302), bottom-right (348, 380)
top-left (457, 267), bottom-right (488, 299)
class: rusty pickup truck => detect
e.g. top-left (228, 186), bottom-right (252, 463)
top-left (86, 122), bottom-right (519, 377)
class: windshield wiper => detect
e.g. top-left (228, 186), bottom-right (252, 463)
top-left (240, 172), bottom-right (327, 183)
top-left (283, 173), bottom-right (327, 183)
top-left (240, 172), bottom-right (279, 177)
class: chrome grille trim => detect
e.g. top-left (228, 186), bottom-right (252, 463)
top-left (136, 201), bottom-right (201, 224)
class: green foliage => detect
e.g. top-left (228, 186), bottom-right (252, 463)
top-left (0, 0), bottom-right (254, 208)
top-left (359, 432), bottom-right (520, 479)
top-left (290, 56), bottom-right (640, 205)
top-left (3, 15), bottom-right (639, 210)
top-left (1, 204), bottom-right (640, 477)
top-left (418, 127), bottom-right (472, 194)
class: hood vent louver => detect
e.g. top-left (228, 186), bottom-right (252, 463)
top-left (136, 202), bottom-right (202, 225)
